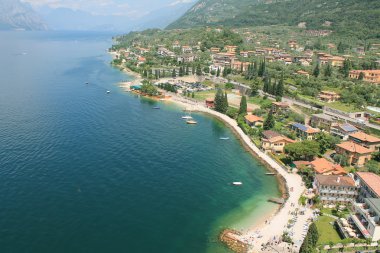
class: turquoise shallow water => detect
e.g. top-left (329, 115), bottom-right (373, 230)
top-left (0, 31), bottom-right (279, 253)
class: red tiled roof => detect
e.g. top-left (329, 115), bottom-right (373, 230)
top-left (315, 175), bottom-right (356, 187)
top-left (356, 172), bottom-right (380, 197)
top-left (349, 132), bottom-right (380, 143)
top-left (244, 114), bottom-right (264, 123)
top-left (310, 158), bottom-right (346, 175)
top-left (337, 141), bottom-right (373, 154)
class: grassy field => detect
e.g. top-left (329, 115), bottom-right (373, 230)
top-left (327, 102), bottom-right (362, 113)
top-left (247, 96), bottom-right (273, 108)
top-left (315, 216), bottom-right (342, 245)
top-left (193, 90), bottom-right (216, 101)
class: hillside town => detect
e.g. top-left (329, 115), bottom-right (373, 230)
top-left (110, 26), bottom-right (380, 252)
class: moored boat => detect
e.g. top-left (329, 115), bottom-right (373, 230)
top-left (219, 137), bottom-right (229, 140)
top-left (181, 115), bottom-right (193, 119)
top-left (232, 182), bottom-right (243, 186)
top-left (186, 120), bottom-right (197, 124)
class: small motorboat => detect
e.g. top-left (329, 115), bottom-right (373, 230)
top-left (106, 90), bottom-right (111, 94)
top-left (219, 137), bottom-right (230, 140)
top-left (232, 182), bottom-right (243, 186)
top-left (181, 115), bottom-right (193, 119)
top-left (153, 106), bottom-right (160, 109)
top-left (186, 120), bottom-right (197, 124)
top-left (85, 82), bottom-right (89, 84)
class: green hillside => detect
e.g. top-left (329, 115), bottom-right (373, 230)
top-left (167, 0), bottom-right (380, 39)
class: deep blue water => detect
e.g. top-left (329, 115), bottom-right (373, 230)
top-left (0, 31), bottom-right (279, 253)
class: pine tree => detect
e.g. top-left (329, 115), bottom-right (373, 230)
top-left (263, 109), bottom-right (275, 130)
top-left (239, 95), bottom-right (247, 115)
top-left (216, 67), bottom-right (220, 77)
top-left (313, 63), bottom-right (320, 77)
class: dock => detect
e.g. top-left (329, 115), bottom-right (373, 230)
top-left (265, 172), bottom-right (276, 175)
top-left (268, 197), bottom-right (285, 204)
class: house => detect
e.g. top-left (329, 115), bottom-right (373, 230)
top-left (210, 47), bottom-right (220, 53)
top-left (205, 98), bottom-right (214, 108)
top-left (240, 51), bottom-right (249, 58)
top-left (349, 70), bottom-right (380, 84)
top-left (288, 40), bottom-right (299, 50)
top-left (310, 113), bottom-right (336, 131)
top-left (182, 45), bottom-right (192, 54)
top-left (355, 172), bottom-right (380, 199)
top-left (318, 91), bottom-right (340, 103)
top-left (305, 30), bottom-right (332, 37)
top-left (348, 132), bottom-right (380, 152)
top-left (330, 123), bottom-right (359, 140)
top-left (271, 102), bottom-right (290, 114)
top-left (224, 45), bottom-right (238, 54)
top-left (309, 158), bottom-right (347, 175)
top-left (177, 54), bottom-right (195, 63)
top-left (289, 123), bottom-right (320, 140)
top-left (351, 198), bottom-right (380, 241)
top-left (157, 47), bottom-right (176, 58)
top-left (137, 47), bottom-right (150, 55)
top-left (231, 61), bottom-right (250, 72)
top-left (244, 114), bottom-right (264, 127)
top-left (261, 130), bottom-right (295, 153)
top-left (137, 56), bottom-right (146, 66)
top-left (329, 56), bottom-right (345, 67)
top-left (296, 70), bottom-right (310, 78)
top-left (313, 175), bottom-right (357, 204)
top-left (172, 41), bottom-right (181, 49)
top-left (294, 158), bottom-right (347, 175)
top-left (336, 141), bottom-right (372, 166)
top-left (212, 53), bottom-right (236, 68)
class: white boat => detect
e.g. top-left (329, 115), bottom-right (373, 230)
top-left (220, 137), bottom-right (229, 140)
top-left (106, 90), bottom-right (111, 94)
top-left (186, 120), bottom-right (197, 125)
top-left (232, 182), bottom-right (243, 186)
top-left (181, 116), bottom-right (193, 119)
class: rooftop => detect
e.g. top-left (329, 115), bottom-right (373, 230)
top-left (315, 174), bottom-right (356, 187)
top-left (356, 172), bottom-right (380, 197)
top-left (334, 123), bottom-right (358, 133)
top-left (310, 158), bottom-right (346, 175)
top-left (349, 131), bottom-right (380, 143)
top-left (262, 130), bottom-right (281, 139)
top-left (291, 122), bottom-right (320, 134)
top-left (366, 198), bottom-right (380, 215)
top-left (336, 141), bottom-right (372, 154)
top-left (312, 113), bottom-right (335, 121)
top-left (245, 114), bottom-right (264, 123)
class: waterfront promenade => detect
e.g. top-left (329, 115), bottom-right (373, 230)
top-left (169, 95), bottom-right (312, 253)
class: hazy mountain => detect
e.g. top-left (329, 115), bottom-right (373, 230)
top-left (0, 0), bottom-right (47, 30)
top-left (36, 1), bottom-right (194, 32)
top-left (167, 0), bottom-right (380, 38)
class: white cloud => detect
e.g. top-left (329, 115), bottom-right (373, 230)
top-left (168, 0), bottom-right (193, 6)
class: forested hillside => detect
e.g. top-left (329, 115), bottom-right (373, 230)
top-left (167, 0), bottom-right (380, 39)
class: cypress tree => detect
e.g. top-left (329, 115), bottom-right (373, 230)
top-left (263, 74), bottom-right (270, 93)
top-left (263, 109), bottom-right (275, 130)
top-left (172, 68), bottom-right (176, 78)
top-left (179, 66), bottom-right (184, 77)
top-left (216, 67), bottom-right (220, 77)
top-left (239, 95), bottom-right (247, 115)
top-left (196, 65), bottom-right (202, 76)
top-left (224, 91), bottom-right (229, 113)
top-left (324, 63), bottom-right (332, 77)
top-left (313, 63), bottom-right (320, 77)
top-left (214, 88), bottom-right (225, 113)
top-left (186, 65), bottom-right (189, 75)
top-left (276, 72), bottom-right (284, 97)
top-left (191, 65), bottom-right (195, 75)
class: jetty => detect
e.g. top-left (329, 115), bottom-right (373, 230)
top-left (268, 197), bottom-right (285, 204)
top-left (219, 229), bottom-right (249, 253)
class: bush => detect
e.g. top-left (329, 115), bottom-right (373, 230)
top-left (226, 107), bottom-right (239, 119)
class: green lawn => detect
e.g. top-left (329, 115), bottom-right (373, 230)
top-left (315, 216), bottom-right (342, 245)
top-left (247, 96), bottom-right (272, 108)
top-left (327, 101), bottom-right (362, 113)
top-left (193, 90), bottom-right (216, 101)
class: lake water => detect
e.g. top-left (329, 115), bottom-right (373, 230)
top-left (0, 31), bottom-right (279, 253)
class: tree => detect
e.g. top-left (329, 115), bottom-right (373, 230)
top-left (324, 63), bottom-right (333, 77)
top-left (216, 67), bottom-right (220, 77)
top-left (179, 66), bottom-right (184, 77)
top-left (358, 72), bottom-right (365, 80)
top-left (333, 154), bottom-right (349, 166)
top-left (185, 65), bottom-right (190, 75)
top-left (239, 95), bottom-right (247, 115)
top-left (191, 65), bottom-right (195, 75)
top-left (263, 109), bottom-right (275, 130)
top-left (315, 132), bottom-right (340, 154)
top-left (341, 59), bottom-right (351, 78)
top-left (196, 65), bottom-right (202, 76)
top-left (191, 92), bottom-right (195, 98)
top-left (263, 74), bottom-right (270, 93)
top-left (337, 42), bottom-right (345, 54)
top-left (313, 63), bottom-right (320, 77)
top-left (276, 72), bottom-right (284, 97)
top-left (285, 141), bottom-right (320, 161)
top-left (258, 58), bottom-right (266, 77)
top-left (172, 68), bottom-right (176, 78)
top-left (140, 81), bottom-right (158, 96)
top-left (214, 88), bottom-right (227, 113)
top-left (224, 91), bottom-right (229, 110)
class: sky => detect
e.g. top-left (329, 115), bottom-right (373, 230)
top-left (21, 0), bottom-right (195, 18)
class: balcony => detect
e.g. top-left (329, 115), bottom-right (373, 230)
top-left (350, 214), bottom-right (371, 239)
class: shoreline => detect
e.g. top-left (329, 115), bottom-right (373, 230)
top-left (113, 63), bottom-right (310, 252)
